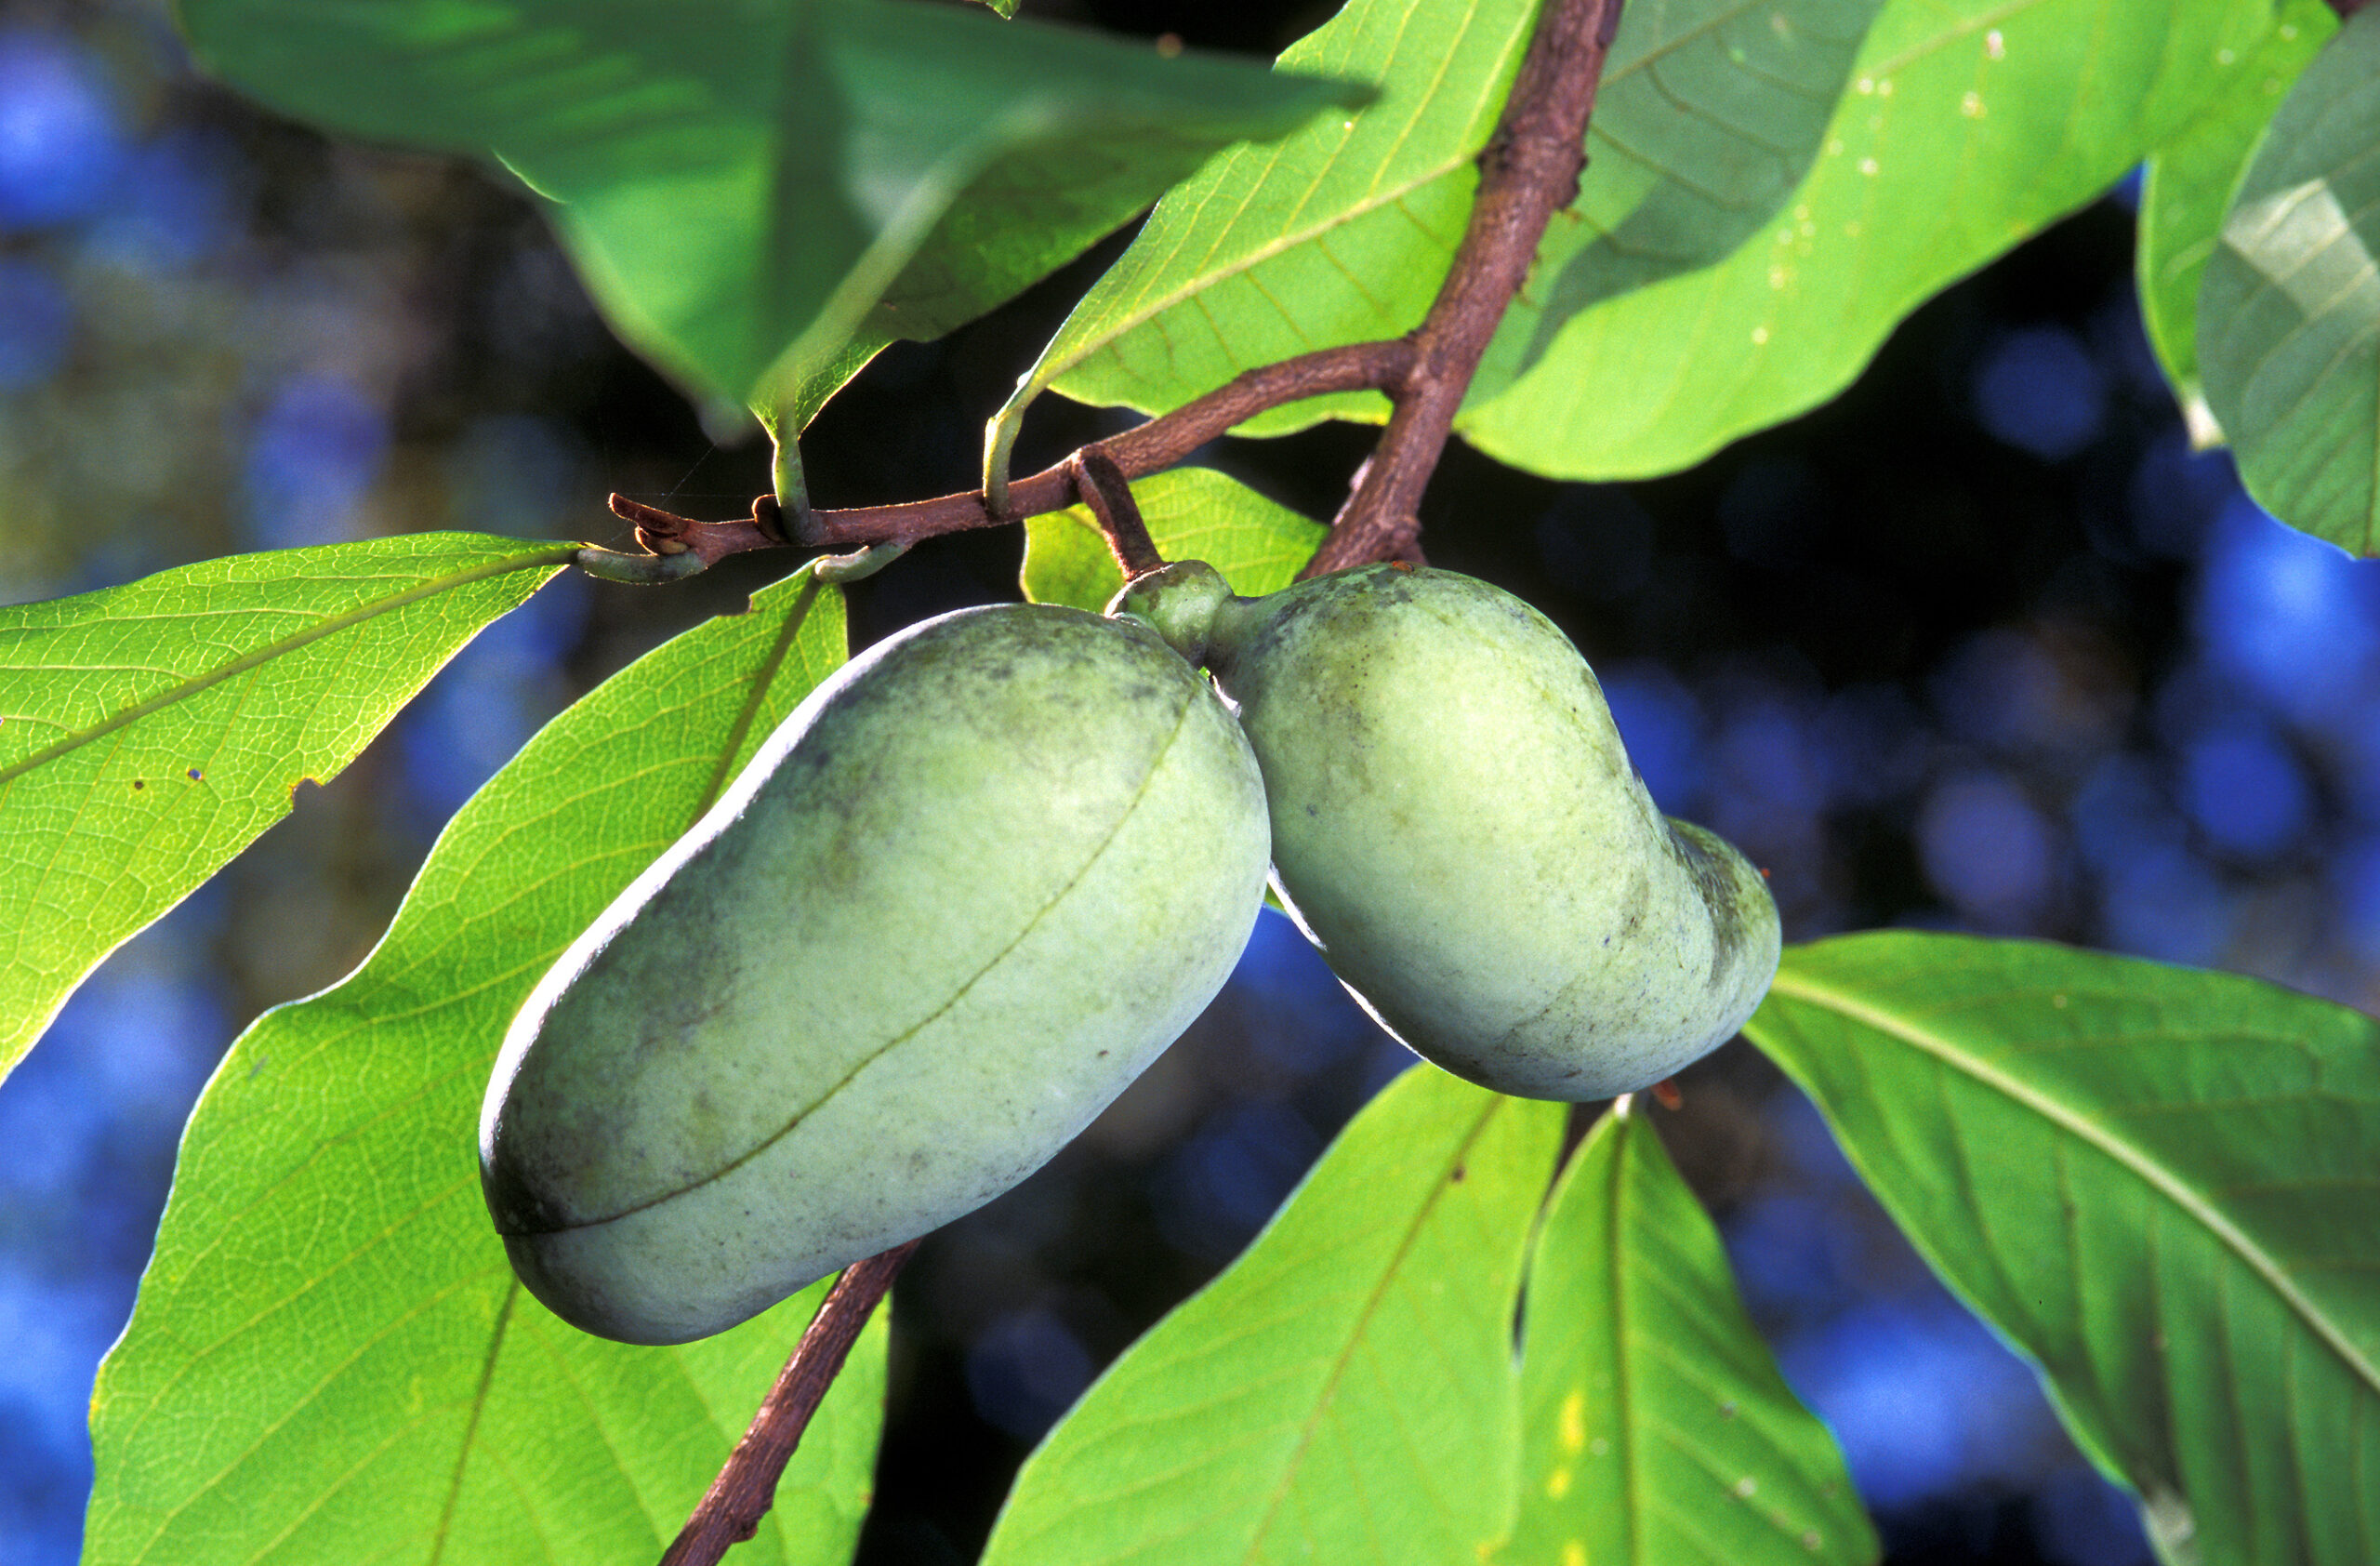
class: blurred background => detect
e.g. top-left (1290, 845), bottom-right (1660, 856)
top-left (0, 1), bottom-right (2361, 1562)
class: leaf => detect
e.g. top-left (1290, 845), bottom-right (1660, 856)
top-left (1495, 1100), bottom-right (1876, 1566)
top-left (0, 534), bottom-right (573, 1087)
top-left (1745, 931), bottom-right (2380, 1566)
top-left (85, 567), bottom-right (873, 1566)
top-left (2198, 6), bottom-right (2380, 554)
top-left (1459, 0), bottom-right (2279, 481)
top-left (1488, 0), bottom-right (1886, 381)
top-left (177, 0), bottom-right (1362, 419)
top-left (980, 1066), bottom-right (1564, 1566)
top-left (1019, 468), bottom-right (1326, 612)
top-left (987, 0), bottom-right (1879, 484)
top-left (2135, 0), bottom-right (2336, 448)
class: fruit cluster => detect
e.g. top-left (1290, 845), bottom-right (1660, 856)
top-left (479, 563), bottom-right (1780, 1345)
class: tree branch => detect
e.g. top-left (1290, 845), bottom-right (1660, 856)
top-left (658, 1241), bottom-right (919, 1566)
top-left (1303, 0), bottom-right (1627, 577)
top-left (601, 340), bottom-right (1412, 567)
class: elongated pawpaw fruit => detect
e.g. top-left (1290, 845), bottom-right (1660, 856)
top-left (1177, 563), bottom-right (1779, 1102)
top-left (482, 603), bottom-right (1269, 1344)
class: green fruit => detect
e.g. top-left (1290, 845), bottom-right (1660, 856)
top-left (1193, 564), bottom-right (1779, 1102)
top-left (481, 604), bottom-right (1270, 1345)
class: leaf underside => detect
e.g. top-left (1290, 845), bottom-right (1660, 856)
top-left (981, 1066), bottom-right (1565, 1566)
top-left (175, 0), bottom-right (1362, 422)
top-left (0, 533), bottom-right (571, 1086)
top-left (994, 0), bottom-right (1881, 480)
top-left (85, 566), bottom-right (872, 1566)
top-left (2198, 5), bottom-right (2380, 554)
top-left (2135, 0), bottom-right (2335, 447)
top-left (1748, 931), bottom-right (2380, 1566)
top-left (1497, 1102), bottom-right (1877, 1566)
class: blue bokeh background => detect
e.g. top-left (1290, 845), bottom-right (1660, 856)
top-left (3, 5), bottom-right (2370, 1565)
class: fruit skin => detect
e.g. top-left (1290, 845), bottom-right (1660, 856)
top-left (1199, 564), bottom-right (1778, 1102)
top-left (481, 604), bottom-right (1269, 1346)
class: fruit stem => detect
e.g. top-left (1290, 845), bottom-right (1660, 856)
top-left (1067, 448), bottom-right (1164, 578)
top-left (658, 1241), bottom-right (920, 1566)
top-left (1303, 0), bottom-right (1629, 577)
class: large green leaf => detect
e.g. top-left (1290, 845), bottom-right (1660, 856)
top-left (987, 0), bottom-right (1877, 484)
top-left (1494, 1100), bottom-right (1875, 1566)
top-left (0, 534), bottom-right (572, 1086)
top-left (1746, 932), bottom-right (2380, 1566)
top-left (2199, 6), bottom-right (2380, 554)
top-left (177, 0), bottom-right (1361, 422)
top-left (86, 566), bottom-right (872, 1566)
top-left (2136, 0), bottom-right (2335, 448)
top-left (980, 1066), bottom-right (1564, 1566)
top-left (1020, 467), bottom-right (1326, 612)
top-left (1461, 0), bottom-right (2277, 480)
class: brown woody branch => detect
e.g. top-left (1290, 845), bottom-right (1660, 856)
top-left (800, 338), bottom-right (1415, 550)
top-left (602, 341), bottom-right (1412, 568)
top-left (657, 1242), bottom-right (919, 1566)
top-left (1304, 0), bottom-right (1625, 575)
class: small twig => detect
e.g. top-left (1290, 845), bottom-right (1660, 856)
top-left (804, 338), bottom-right (1413, 550)
top-left (1068, 449), bottom-right (1164, 577)
top-left (1303, 0), bottom-right (1626, 577)
top-left (609, 493), bottom-right (787, 569)
top-left (602, 340), bottom-right (1413, 570)
top-left (659, 1242), bottom-right (920, 1566)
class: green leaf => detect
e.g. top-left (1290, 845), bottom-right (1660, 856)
top-left (1460, 0), bottom-right (2278, 481)
top-left (980, 1066), bottom-right (1564, 1566)
top-left (2199, 6), bottom-right (2380, 554)
top-left (1495, 1100), bottom-right (1876, 1566)
top-left (1019, 468), bottom-right (1326, 611)
top-left (86, 567), bottom-right (872, 1566)
top-left (1746, 932), bottom-right (2380, 1566)
top-left (989, 0), bottom-right (1879, 483)
top-left (1485, 0), bottom-right (1886, 388)
top-left (0, 534), bottom-right (572, 1086)
top-left (177, 0), bottom-right (1360, 419)
top-left (2136, 0), bottom-right (2335, 448)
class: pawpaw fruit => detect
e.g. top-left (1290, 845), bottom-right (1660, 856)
top-left (1165, 563), bottom-right (1778, 1102)
top-left (481, 603), bottom-right (1270, 1345)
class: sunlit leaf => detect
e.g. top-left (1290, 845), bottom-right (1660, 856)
top-left (2199, 6), bottom-right (2380, 553)
top-left (2135, 0), bottom-right (2334, 447)
top-left (1747, 932), bottom-right (2380, 1566)
top-left (86, 566), bottom-right (873, 1566)
top-left (177, 0), bottom-right (1362, 420)
top-left (0, 534), bottom-right (572, 1086)
top-left (989, 0), bottom-right (1876, 482)
top-left (981, 1066), bottom-right (1563, 1566)
top-left (1494, 1100), bottom-right (1877, 1566)
top-left (1020, 468), bottom-right (1326, 612)
top-left (1460, 0), bottom-right (2275, 480)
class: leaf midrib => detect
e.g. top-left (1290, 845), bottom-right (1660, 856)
top-left (1240, 1094), bottom-right (1504, 1564)
top-left (1770, 966), bottom-right (2380, 1401)
top-left (0, 546), bottom-right (575, 788)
